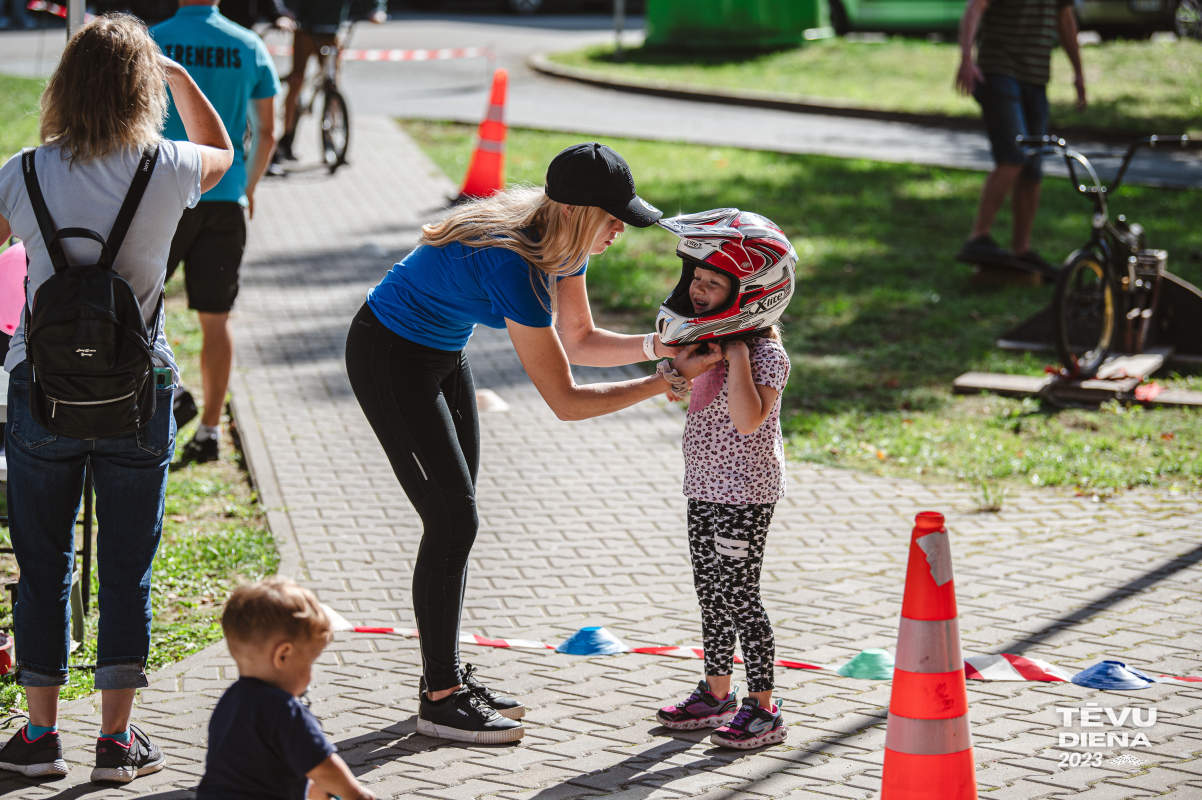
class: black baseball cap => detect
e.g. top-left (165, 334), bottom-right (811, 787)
top-left (545, 143), bottom-right (662, 228)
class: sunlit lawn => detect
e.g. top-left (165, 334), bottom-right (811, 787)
top-left (549, 37), bottom-right (1202, 137)
top-left (403, 119), bottom-right (1202, 494)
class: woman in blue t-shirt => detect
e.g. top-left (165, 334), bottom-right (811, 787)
top-left (345, 143), bottom-right (718, 744)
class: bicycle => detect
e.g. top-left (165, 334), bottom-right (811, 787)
top-left (1019, 134), bottom-right (1200, 379)
top-left (289, 17), bottom-right (361, 173)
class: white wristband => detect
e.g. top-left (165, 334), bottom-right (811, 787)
top-left (642, 332), bottom-right (658, 361)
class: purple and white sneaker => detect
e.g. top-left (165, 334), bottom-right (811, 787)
top-left (656, 680), bottom-right (739, 730)
top-left (710, 697), bottom-right (787, 749)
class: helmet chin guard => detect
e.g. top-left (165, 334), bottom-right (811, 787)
top-left (654, 208), bottom-right (798, 346)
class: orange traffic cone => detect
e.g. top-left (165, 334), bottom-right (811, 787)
top-left (881, 511), bottom-right (977, 800)
top-left (457, 68), bottom-right (508, 201)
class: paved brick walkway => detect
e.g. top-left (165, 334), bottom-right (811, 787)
top-left (6, 116), bottom-right (1202, 798)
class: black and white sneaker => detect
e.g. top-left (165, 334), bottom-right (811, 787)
top-left (418, 687), bottom-right (524, 744)
top-left (91, 726), bottom-right (165, 784)
top-left (420, 664), bottom-right (526, 720)
top-left (0, 720), bottom-right (68, 778)
top-left (177, 433), bottom-right (219, 466)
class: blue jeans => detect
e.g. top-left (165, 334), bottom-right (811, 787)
top-left (5, 362), bottom-right (174, 689)
top-left (974, 73), bottom-right (1049, 182)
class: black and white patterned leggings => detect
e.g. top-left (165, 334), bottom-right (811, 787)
top-left (687, 499), bottom-right (776, 693)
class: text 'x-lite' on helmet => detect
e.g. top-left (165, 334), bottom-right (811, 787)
top-left (655, 208), bottom-right (798, 346)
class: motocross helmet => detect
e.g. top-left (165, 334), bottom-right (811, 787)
top-left (654, 208), bottom-right (797, 346)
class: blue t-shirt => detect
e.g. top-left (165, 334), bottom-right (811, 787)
top-left (150, 6), bottom-right (281, 206)
top-left (197, 677), bottom-right (335, 800)
top-left (366, 240), bottom-right (587, 351)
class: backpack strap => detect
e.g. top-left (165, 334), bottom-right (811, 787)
top-left (20, 148), bottom-right (70, 273)
top-left (106, 142), bottom-right (160, 263)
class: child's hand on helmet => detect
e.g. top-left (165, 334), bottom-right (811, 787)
top-left (672, 343), bottom-right (723, 380)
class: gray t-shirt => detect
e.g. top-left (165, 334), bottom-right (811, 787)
top-left (0, 139), bottom-right (203, 377)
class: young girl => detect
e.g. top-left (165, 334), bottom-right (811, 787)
top-left (652, 210), bottom-right (796, 750)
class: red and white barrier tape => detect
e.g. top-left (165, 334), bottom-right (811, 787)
top-left (628, 646), bottom-right (833, 672)
top-left (353, 626), bottom-right (554, 650)
top-left (326, 611), bottom-right (1202, 685)
top-left (963, 653), bottom-right (1074, 682)
top-left (265, 45), bottom-right (493, 62)
top-left (341, 625), bottom-right (1073, 682)
top-left (25, 0), bottom-right (93, 20)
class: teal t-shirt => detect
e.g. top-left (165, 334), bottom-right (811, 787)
top-left (366, 241), bottom-right (587, 351)
top-left (151, 6), bottom-right (281, 206)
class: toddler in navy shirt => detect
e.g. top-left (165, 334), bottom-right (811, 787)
top-left (198, 578), bottom-right (374, 800)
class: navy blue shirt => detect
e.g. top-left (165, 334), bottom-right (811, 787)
top-left (366, 241), bottom-right (587, 352)
top-left (197, 677), bottom-right (335, 800)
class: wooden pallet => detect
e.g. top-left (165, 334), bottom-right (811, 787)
top-left (954, 348), bottom-right (1202, 407)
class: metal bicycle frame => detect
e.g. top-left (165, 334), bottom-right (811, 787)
top-left (1020, 135), bottom-right (1194, 363)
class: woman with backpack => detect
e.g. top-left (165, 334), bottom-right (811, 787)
top-left (0, 15), bottom-right (232, 783)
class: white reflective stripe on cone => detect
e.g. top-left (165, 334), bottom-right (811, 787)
top-left (885, 713), bottom-right (972, 755)
top-left (486, 106), bottom-right (505, 122)
top-left (895, 617), bottom-right (963, 673)
top-left (477, 139), bottom-right (504, 153)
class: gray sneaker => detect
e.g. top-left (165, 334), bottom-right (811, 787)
top-left (91, 726), bottom-right (165, 784)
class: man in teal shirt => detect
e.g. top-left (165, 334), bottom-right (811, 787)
top-left (152, 0), bottom-right (281, 464)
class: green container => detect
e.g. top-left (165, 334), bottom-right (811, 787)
top-left (646, 0), bottom-right (831, 51)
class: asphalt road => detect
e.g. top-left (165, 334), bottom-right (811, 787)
top-left (2, 13), bottom-right (1200, 186)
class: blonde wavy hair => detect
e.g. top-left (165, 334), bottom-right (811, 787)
top-left (39, 13), bottom-right (168, 165)
top-left (421, 186), bottom-right (614, 316)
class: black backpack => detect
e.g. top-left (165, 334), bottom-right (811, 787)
top-left (21, 143), bottom-right (163, 440)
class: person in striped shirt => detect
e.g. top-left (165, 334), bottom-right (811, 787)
top-left (955, 0), bottom-right (1087, 277)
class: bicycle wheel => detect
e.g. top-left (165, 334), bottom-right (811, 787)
top-left (321, 89), bottom-right (349, 173)
top-left (1052, 252), bottom-right (1116, 379)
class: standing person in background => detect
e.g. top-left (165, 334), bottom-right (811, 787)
top-left (152, 0), bottom-right (281, 464)
top-left (0, 14), bottom-right (232, 782)
top-left (218, 0), bottom-right (294, 32)
top-left (956, 0), bottom-right (1087, 276)
top-left (272, 0), bottom-right (386, 170)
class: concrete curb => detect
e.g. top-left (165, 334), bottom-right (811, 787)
top-left (528, 53), bottom-right (1146, 144)
top-left (229, 366), bottom-right (306, 582)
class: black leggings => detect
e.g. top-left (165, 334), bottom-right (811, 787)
top-left (345, 303), bottom-right (480, 692)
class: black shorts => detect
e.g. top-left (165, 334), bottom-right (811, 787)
top-left (166, 201), bottom-right (246, 314)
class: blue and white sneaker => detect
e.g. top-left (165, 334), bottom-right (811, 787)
top-left (710, 697), bottom-right (787, 749)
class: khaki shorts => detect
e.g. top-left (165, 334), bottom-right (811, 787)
top-left (291, 30), bottom-right (338, 81)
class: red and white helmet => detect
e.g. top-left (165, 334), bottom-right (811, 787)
top-left (655, 208), bottom-right (797, 346)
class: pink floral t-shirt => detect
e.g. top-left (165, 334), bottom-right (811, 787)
top-left (682, 338), bottom-right (791, 505)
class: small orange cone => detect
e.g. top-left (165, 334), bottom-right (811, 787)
top-left (881, 511), bottom-right (977, 800)
top-left (457, 68), bottom-right (508, 201)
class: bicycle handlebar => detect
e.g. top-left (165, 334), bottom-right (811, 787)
top-left (1017, 134), bottom-right (1196, 200)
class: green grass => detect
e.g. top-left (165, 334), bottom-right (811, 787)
top-left (0, 265), bottom-right (279, 707)
top-left (547, 37), bottom-right (1202, 137)
top-left (402, 119), bottom-right (1202, 493)
top-left (0, 74), bottom-right (42, 158)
